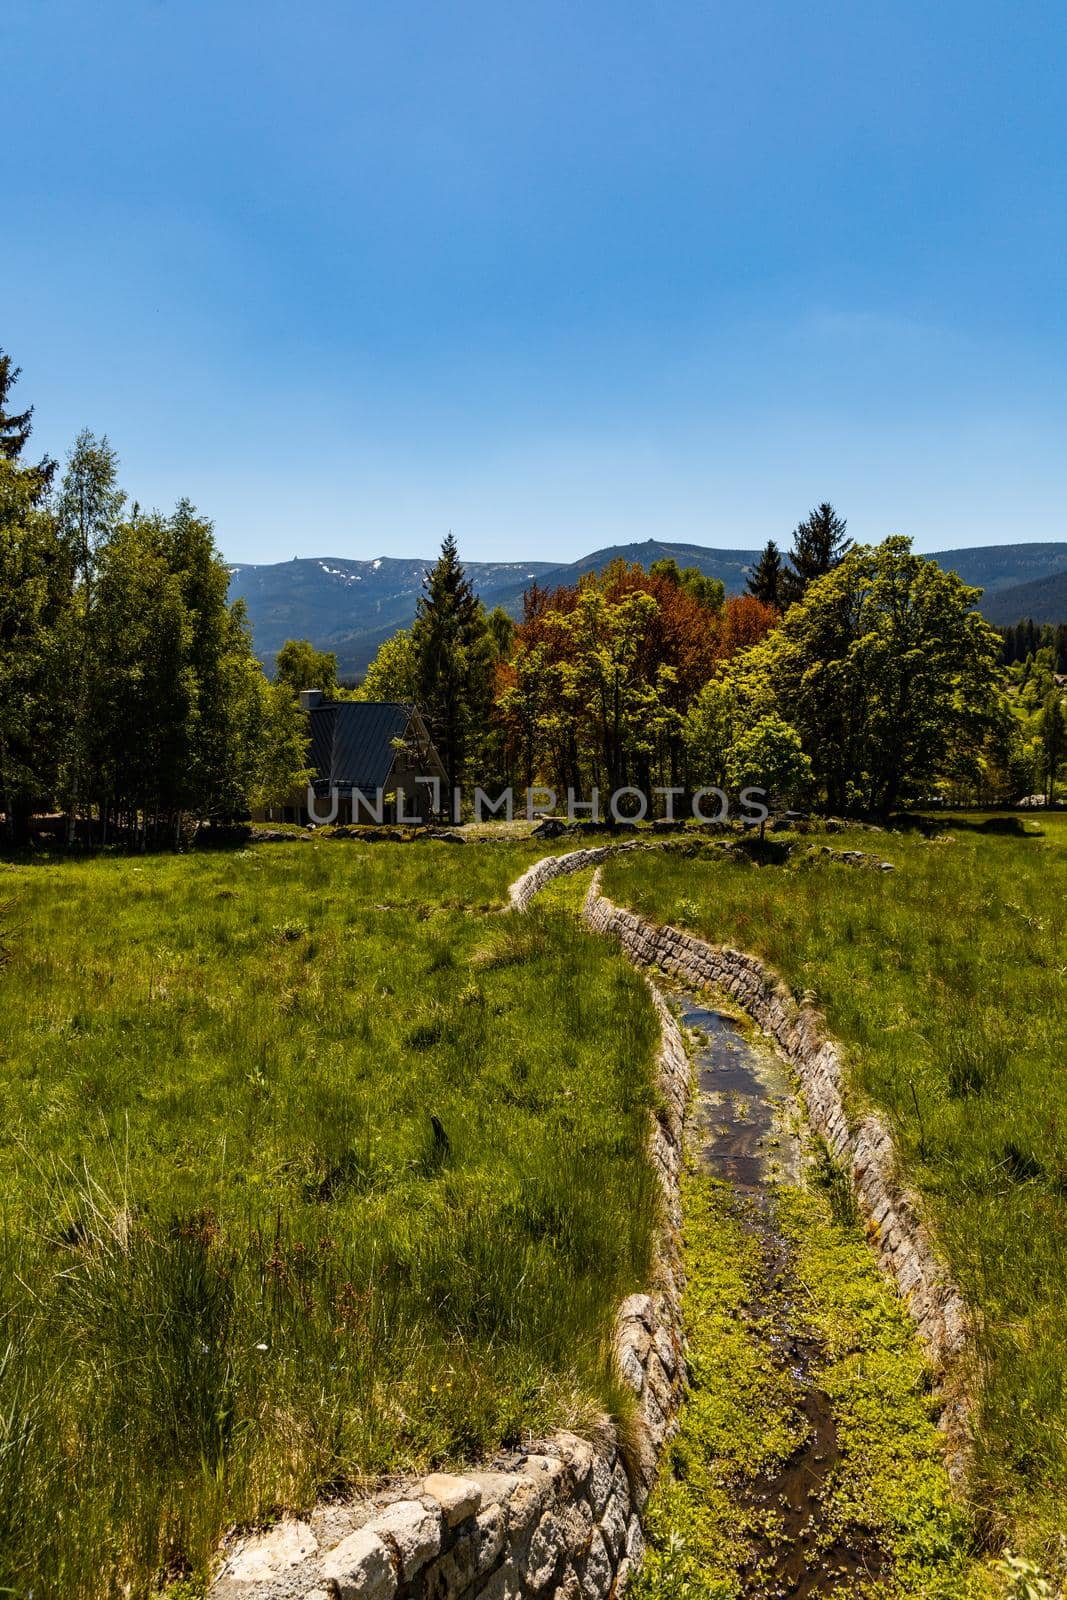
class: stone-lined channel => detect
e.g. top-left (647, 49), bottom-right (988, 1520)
top-left (673, 991), bottom-right (884, 1598)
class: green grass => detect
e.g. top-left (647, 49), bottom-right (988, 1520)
top-left (604, 818), bottom-right (1067, 1577)
top-left (0, 840), bottom-right (659, 1598)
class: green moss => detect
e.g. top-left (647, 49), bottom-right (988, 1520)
top-left (635, 1168), bottom-right (993, 1599)
top-left (779, 1186), bottom-right (988, 1598)
top-left (636, 1177), bottom-right (801, 1598)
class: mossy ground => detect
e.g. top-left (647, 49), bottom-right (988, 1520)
top-left (635, 1166), bottom-right (991, 1599)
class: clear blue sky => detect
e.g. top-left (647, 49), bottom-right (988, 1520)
top-left (5, 0), bottom-right (1065, 564)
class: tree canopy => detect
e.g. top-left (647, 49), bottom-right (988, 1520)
top-left (0, 350), bottom-right (307, 843)
top-left (275, 638), bottom-right (339, 700)
top-left (727, 537), bottom-right (1004, 813)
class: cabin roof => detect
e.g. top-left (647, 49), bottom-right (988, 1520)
top-left (309, 701), bottom-right (418, 793)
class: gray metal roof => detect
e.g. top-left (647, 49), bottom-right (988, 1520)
top-left (309, 702), bottom-right (415, 793)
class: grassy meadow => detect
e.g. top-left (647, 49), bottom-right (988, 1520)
top-left (0, 840), bottom-right (660, 1598)
top-left (604, 817), bottom-right (1067, 1575)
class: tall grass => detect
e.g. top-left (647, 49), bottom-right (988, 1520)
top-left (0, 841), bottom-right (658, 1597)
top-left (604, 818), bottom-right (1067, 1568)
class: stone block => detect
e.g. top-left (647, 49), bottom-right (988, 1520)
top-left (473, 1504), bottom-right (507, 1577)
top-left (553, 1432), bottom-right (594, 1486)
top-left (422, 1473), bottom-right (483, 1528)
top-left (223, 1519), bottom-right (317, 1582)
top-left (587, 1451), bottom-right (614, 1516)
top-left (504, 1475), bottom-right (547, 1541)
top-left (524, 1510), bottom-right (566, 1590)
top-left (372, 1499), bottom-right (441, 1581)
top-left (320, 1528), bottom-right (397, 1600)
top-left (598, 1488), bottom-right (629, 1561)
top-left (579, 1526), bottom-right (613, 1594)
top-left (474, 1560), bottom-right (524, 1600)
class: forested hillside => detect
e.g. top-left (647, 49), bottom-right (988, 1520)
top-left (229, 539), bottom-right (1067, 675)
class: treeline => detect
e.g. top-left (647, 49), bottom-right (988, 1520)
top-left (346, 508), bottom-right (1054, 814)
top-left (0, 352), bottom-right (306, 845)
top-left (1000, 619), bottom-right (1067, 672)
top-left (6, 337), bottom-right (1064, 838)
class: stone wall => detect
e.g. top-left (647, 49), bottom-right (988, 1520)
top-left (210, 850), bottom-right (690, 1600)
top-left (581, 871), bottom-right (971, 1436)
top-left (506, 847), bottom-right (615, 912)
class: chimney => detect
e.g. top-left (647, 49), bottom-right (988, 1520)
top-left (299, 689), bottom-right (325, 711)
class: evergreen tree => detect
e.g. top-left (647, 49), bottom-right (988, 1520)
top-left (0, 348), bottom-right (55, 495)
top-left (0, 462), bottom-right (71, 841)
top-left (782, 503), bottom-right (852, 604)
top-left (747, 540), bottom-right (784, 607)
top-left (0, 357), bottom-right (70, 839)
top-left (411, 534), bottom-right (494, 797)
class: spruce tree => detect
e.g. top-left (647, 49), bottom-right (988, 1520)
top-left (782, 503), bottom-right (852, 603)
top-left (411, 533), bottom-right (493, 801)
top-left (0, 348), bottom-right (55, 494)
top-left (747, 539), bottom-right (784, 607)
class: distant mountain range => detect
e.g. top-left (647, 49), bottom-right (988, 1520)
top-left (227, 538), bottom-right (1067, 676)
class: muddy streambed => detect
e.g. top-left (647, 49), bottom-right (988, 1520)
top-left (675, 993), bottom-right (886, 1599)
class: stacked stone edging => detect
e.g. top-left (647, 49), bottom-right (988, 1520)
top-left (507, 847), bottom-right (615, 912)
top-left (210, 849), bottom-right (689, 1600)
top-left (581, 872), bottom-right (970, 1377)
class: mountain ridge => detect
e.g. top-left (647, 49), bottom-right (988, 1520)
top-left (227, 539), bottom-right (1067, 675)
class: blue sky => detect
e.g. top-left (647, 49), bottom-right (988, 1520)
top-left (4, 0), bottom-right (1065, 563)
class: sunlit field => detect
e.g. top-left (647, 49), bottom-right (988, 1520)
top-left (604, 816), bottom-right (1067, 1569)
top-left (0, 840), bottom-right (659, 1598)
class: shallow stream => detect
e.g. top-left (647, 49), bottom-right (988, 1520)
top-left (677, 993), bottom-right (885, 1598)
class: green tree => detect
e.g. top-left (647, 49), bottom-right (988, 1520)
top-left (1040, 691), bottom-right (1065, 805)
top-left (254, 680), bottom-right (312, 810)
top-left (275, 638), bottom-right (339, 700)
top-left (782, 502), bottom-right (852, 604)
top-left (89, 516), bottom-right (194, 837)
top-left (549, 585), bottom-right (677, 799)
top-left (497, 639), bottom-right (553, 791)
top-left (354, 627), bottom-right (419, 702)
top-left (746, 539), bottom-right (784, 607)
top-left (0, 464), bottom-right (71, 840)
top-left (0, 356), bottom-right (68, 840)
top-left (0, 348), bottom-right (54, 496)
top-left (729, 537), bottom-right (1004, 814)
top-left (485, 604), bottom-right (516, 658)
top-left (411, 535), bottom-right (495, 794)
top-left (649, 557), bottom-right (725, 612)
top-left (56, 431), bottom-right (125, 833)
top-left (683, 678), bottom-right (735, 790)
top-left (727, 713), bottom-right (813, 836)
top-left (157, 500), bottom-right (261, 823)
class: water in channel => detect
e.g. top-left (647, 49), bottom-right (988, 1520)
top-left (676, 993), bottom-right (885, 1599)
